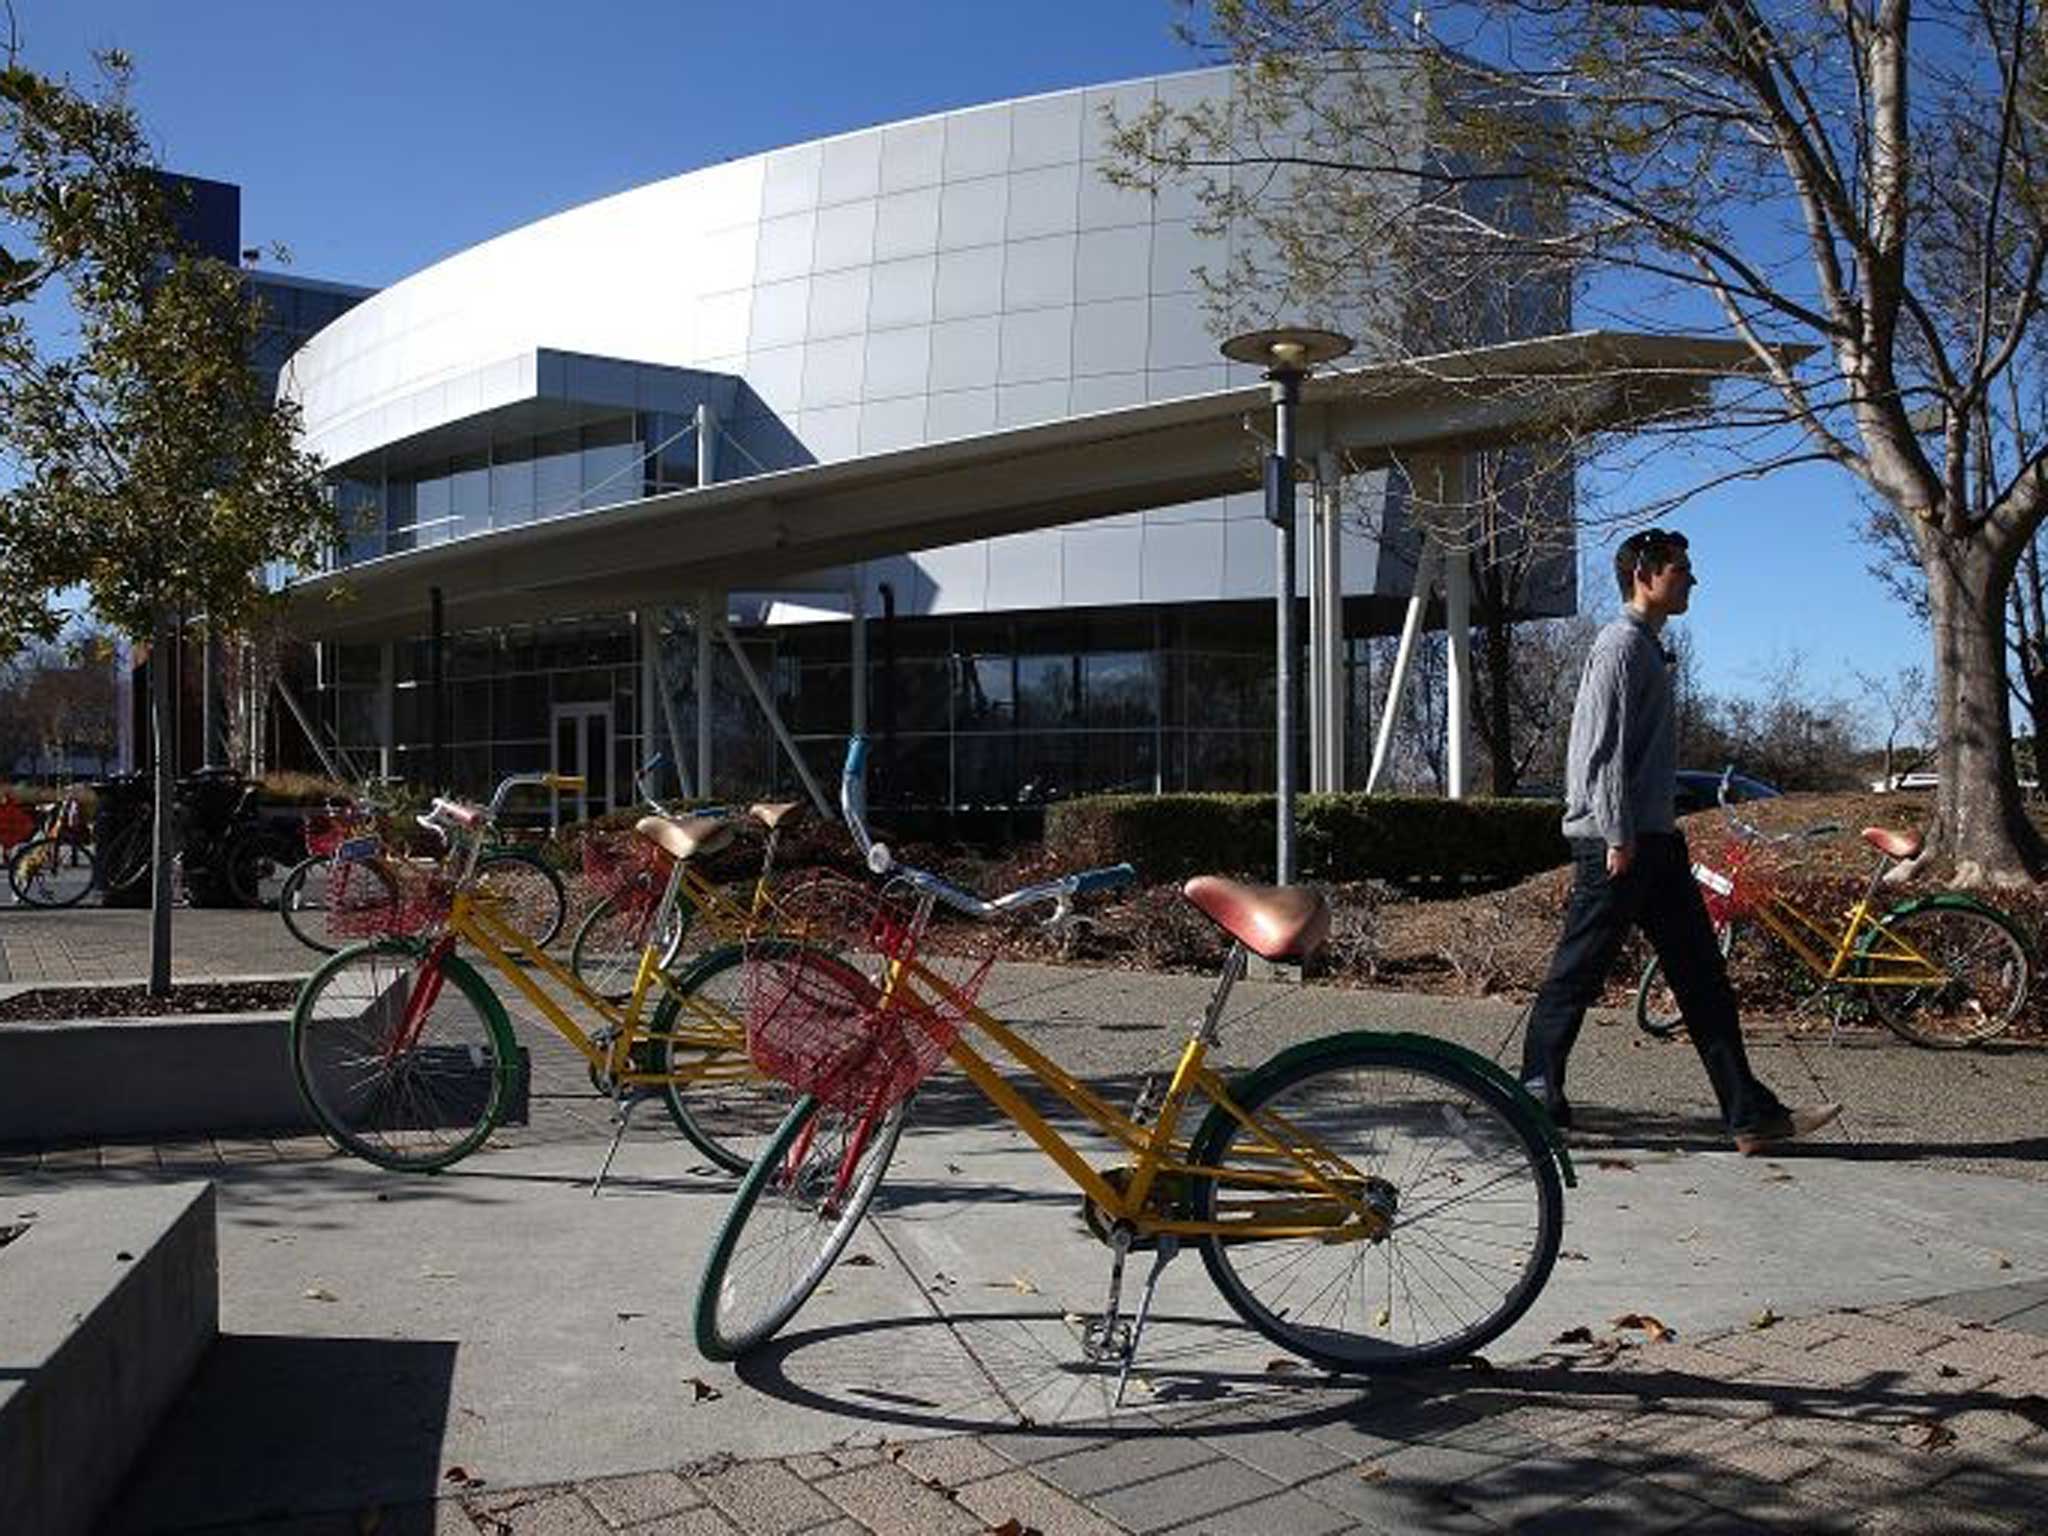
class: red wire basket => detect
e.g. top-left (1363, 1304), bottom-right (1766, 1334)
top-left (741, 884), bottom-right (991, 1114)
top-left (1691, 837), bottom-right (1777, 923)
top-left (305, 808), bottom-right (376, 858)
top-left (580, 830), bottom-right (672, 917)
top-left (327, 846), bottom-right (455, 941)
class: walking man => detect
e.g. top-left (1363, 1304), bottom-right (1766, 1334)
top-left (1521, 529), bottom-right (1841, 1154)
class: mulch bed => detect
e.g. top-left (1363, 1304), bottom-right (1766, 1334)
top-left (0, 981), bottom-right (301, 1023)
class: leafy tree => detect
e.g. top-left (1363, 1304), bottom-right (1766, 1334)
top-left (0, 51), bottom-right (331, 990)
top-left (1115, 1), bottom-right (2048, 885)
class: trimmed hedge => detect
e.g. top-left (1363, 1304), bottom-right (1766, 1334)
top-left (1046, 791), bottom-right (1571, 884)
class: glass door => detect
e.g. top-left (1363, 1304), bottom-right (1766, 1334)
top-left (550, 703), bottom-right (612, 827)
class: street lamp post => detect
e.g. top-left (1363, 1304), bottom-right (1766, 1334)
top-left (1221, 326), bottom-right (1354, 886)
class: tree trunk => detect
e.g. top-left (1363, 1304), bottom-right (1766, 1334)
top-left (1916, 537), bottom-right (2045, 887)
top-left (149, 605), bottom-right (176, 996)
top-left (1485, 600), bottom-right (1515, 796)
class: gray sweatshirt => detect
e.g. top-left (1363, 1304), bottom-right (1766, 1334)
top-left (1560, 611), bottom-right (1678, 847)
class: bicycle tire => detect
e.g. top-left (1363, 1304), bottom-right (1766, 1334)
top-left (694, 1091), bottom-right (907, 1361)
top-left (279, 856), bottom-right (338, 952)
top-left (1633, 922), bottom-right (1738, 1040)
top-left (225, 833), bottom-right (292, 911)
top-left (570, 888), bottom-right (692, 1002)
top-left (99, 818), bottom-right (154, 892)
top-left (7, 836), bottom-right (97, 908)
top-left (1859, 896), bottom-right (2033, 1049)
top-left (476, 849), bottom-right (567, 949)
top-left (1188, 1033), bottom-right (1563, 1373)
top-left (650, 939), bottom-right (821, 1173)
top-left (290, 938), bottom-right (515, 1171)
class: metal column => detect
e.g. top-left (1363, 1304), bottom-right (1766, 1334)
top-left (1308, 450), bottom-right (1344, 792)
top-left (694, 591), bottom-right (717, 798)
top-left (849, 581), bottom-right (867, 738)
top-left (718, 623), bottom-right (834, 818)
top-left (1364, 537), bottom-right (1440, 795)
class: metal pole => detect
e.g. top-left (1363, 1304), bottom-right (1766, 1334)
top-left (1318, 449), bottom-right (1344, 791)
top-left (695, 590), bottom-right (716, 796)
top-left (429, 585), bottom-right (446, 791)
top-left (718, 622), bottom-right (835, 819)
top-left (1366, 537), bottom-right (1441, 794)
top-left (849, 581), bottom-right (867, 739)
top-left (1268, 368), bottom-right (1302, 884)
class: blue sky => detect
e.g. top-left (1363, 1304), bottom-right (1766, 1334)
top-left (28, 1), bottom-right (1930, 730)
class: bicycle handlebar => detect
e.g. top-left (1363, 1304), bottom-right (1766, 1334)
top-left (838, 734), bottom-right (1134, 922)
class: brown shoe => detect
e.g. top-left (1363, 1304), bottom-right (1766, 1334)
top-left (1733, 1102), bottom-right (1843, 1155)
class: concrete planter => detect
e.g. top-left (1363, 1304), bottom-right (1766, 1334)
top-left (0, 1009), bottom-right (529, 1145)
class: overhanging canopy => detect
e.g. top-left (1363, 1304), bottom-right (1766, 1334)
top-left (287, 330), bottom-right (1783, 642)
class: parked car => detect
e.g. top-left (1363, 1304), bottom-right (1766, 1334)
top-left (1674, 769), bottom-right (1781, 815)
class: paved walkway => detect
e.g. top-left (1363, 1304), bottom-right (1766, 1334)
top-left (4, 908), bottom-right (2047, 1534)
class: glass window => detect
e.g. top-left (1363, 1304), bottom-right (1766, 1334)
top-left (452, 682), bottom-right (490, 743)
top-left (954, 733), bottom-right (1017, 808)
top-left (336, 643), bottom-right (382, 685)
top-left (1084, 653), bottom-right (1157, 728)
top-left (491, 674), bottom-right (545, 737)
top-left (953, 655), bottom-right (1013, 729)
top-left (647, 414), bottom-right (697, 493)
top-left (491, 437), bottom-right (536, 526)
top-left (581, 418), bottom-right (637, 510)
top-left (535, 428), bottom-right (582, 516)
top-left (449, 451), bottom-right (488, 538)
top-left (1016, 654), bottom-right (1079, 725)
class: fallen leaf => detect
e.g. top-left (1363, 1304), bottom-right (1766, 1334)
top-left (1611, 1312), bottom-right (1676, 1342)
top-left (421, 1267), bottom-right (457, 1280)
top-left (1761, 1171), bottom-right (1796, 1184)
top-left (686, 1377), bottom-right (723, 1403)
top-left (843, 1253), bottom-right (878, 1267)
top-left (1750, 1308), bottom-right (1779, 1331)
top-left (441, 1466), bottom-right (486, 1492)
top-left (1676, 1228), bottom-right (1701, 1243)
top-left (1356, 1463), bottom-right (1389, 1483)
top-left (1265, 1358), bottom-right (1306, 1374)
top-left (1898, 1419), bottom-right (1957, 1453)
top-left (1595, 1158), bottom-right (1636, 1171)
top-left (616, 1310), bottom-right (644, 1322)
top-left (1009, 1274), bottom-right (1039, 1295)
top-left (1936, 1363), bottom-right (1961, 1379)
top-left (1374, 1305), bottom-right (1392, 1329)
top-left (303, 1286), bottom-right (339, 1303)
top-left (1559, 1249), bottom-right (1590, 1262)
top-left (1552, 1326), bottom-right (1596, 1345)
top-left (928, 1271), bottom-right (957, 1293)
top-left (1996, 1254), bottom-right (2014, 1270)
top-left (985, 1519), bottom-right (1037, 1536)
top-left (946, 1162), bottom-right (964, 1175)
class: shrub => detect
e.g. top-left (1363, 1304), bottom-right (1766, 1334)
top-left (1046, 792), bottom-right (1569, 884)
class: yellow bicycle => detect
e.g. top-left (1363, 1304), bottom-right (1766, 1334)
top-left (693, 738), bottom-right (1574, 1388)
top-left (288, 771), bottom-right (848, 1179)
top-left (1637, 771), bottom-right (2034, 1048)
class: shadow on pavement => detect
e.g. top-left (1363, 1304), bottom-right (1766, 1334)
top-left (98, 1334), bottom-right (458, 1535)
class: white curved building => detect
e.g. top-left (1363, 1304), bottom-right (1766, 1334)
top-left (280, 66), bottom-right (1577, 812)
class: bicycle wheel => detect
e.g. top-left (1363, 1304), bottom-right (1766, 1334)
top-left (279, 856), bottom-right (338, 952)
top-left (476, 850), bottom-right (567, 949)
top-left (1189, 1034), bottom-right (1563, 1373)
top-left (648, 939), bottom-right (820, 1173)
top-left (225, 834), bottom-right (292, 911)
top-left (570, 889), bottom-right (692, 1002)
top-left (7, 837), bottom-right (97, 908)
top-left (1860, 898), bottom-right (2032, 1048)
top-left (99, 817), bottom-right (153, 892)
top-left (1634, 922), bottom-right (1737, 1040)
top-left (290, 939), bottom-right (515, 1171)
top-left (694, 1092), bottom-right (908, 1361)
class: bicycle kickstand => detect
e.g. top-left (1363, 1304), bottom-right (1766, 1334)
top-left (591, 1091), bottom-right (643, 1197)
top-left (1114, 1236), bottom-right (1180, 1409)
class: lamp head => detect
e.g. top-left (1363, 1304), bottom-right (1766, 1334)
top-left (1220, 326), bottom-right (1355, 376)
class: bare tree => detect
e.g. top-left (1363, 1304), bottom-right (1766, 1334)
top-left (1852, 660), bottom-right (1935, 787)
top-left (1114, 1), bottom-right (2048, 885)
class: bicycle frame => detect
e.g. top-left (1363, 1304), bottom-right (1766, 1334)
top-left (865, 918), bottom-right (1392, 1245)
top-left (1721, 857), bottom-right (1944, 994)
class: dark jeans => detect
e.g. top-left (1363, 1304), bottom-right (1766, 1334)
top-left (1521, 832), bottom-right (1783, 1132)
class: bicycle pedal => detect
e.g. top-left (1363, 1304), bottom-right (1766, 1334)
top-left (1080, 1316), bottom-right (1133, 1363)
